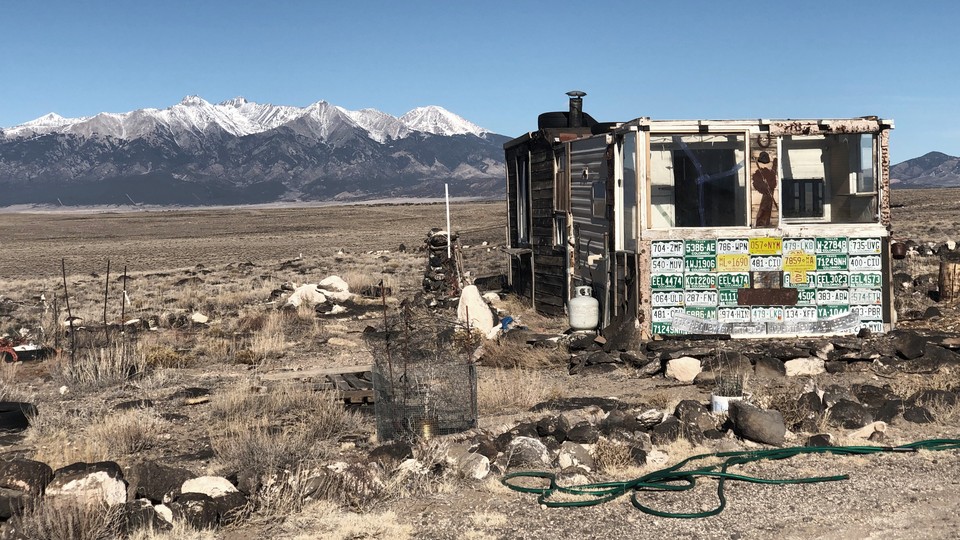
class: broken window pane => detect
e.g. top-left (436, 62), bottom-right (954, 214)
top-left (649, 134), bottom-right (747, 228)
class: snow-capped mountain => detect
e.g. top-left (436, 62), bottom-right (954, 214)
top-left (0, 96), bottom-right (507, 206)
top-left (3, 96), bottom-right (489, 143)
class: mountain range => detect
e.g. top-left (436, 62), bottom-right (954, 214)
top-left (0, 96), bottom-right (508, 206)
top-left (1, 97), bottom-right (957, 207)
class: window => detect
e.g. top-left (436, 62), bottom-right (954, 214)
top-left (619, 132), bottom-right (638, 251)
top-left (649, 134), bottom-right (747, 228)
top-left (780, 134), bottom-right (877, 223)
top-left (553, 213), bottom-right (567, 248)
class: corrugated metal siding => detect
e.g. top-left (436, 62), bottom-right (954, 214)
top-left (570, 136), bottom-right (609, 276)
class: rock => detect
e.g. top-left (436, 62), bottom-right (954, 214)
top-left (0, 403), bottom-right (35, 432)
top-left (318, 275), bottom-right (350, 293)
top-left (918, 346), bottom-right (960, 368)
top-left (806, 434), bottom-right (833, 447)
top-left (0, 488), bottom-right (27, 520)
top-left (651, 416), bottom-right (683, 445)
top-left (813, 341), bottom-right (835, 360)
top-left (908, 389), bottom-right (958, 407)
top-left (636, 409), bottom-right (664, 428)
top-left (824, 361), bottom-right (847, 374)
top-left (890, 330), bottom-right (927, 359)
top-left (125, 462), bottom-right (193, 503)
top-left (46, 461), bottom-right (127, 506)
top-left (456, 285), bottom-right (495, 337)
top-left (0, 459), bottom-right (53, 496)
top-left (369, 441), bottom-right (414, 467)
top-left (728, 401), bottom-right (785, 446)
top-left (565, 422), bottom-right (599, 444)
top-left (599, 409), bottom-right (644, 436)
top-left (455, 452), bottom-right (490, 480)
top-left (674, 400), bottom-right (715, 433)
top-left (764, 344), bottom-right (812, 360)
top-left (795, 392), bottom-right (826, 431)
top-left (180, 476), bottom-right (238, 499)
top-left (557, 407), bottom-right (605, 431)
top-left (784, 357), bottom-right (826, 377)
top-left (558, 442), bottom-right (596, 472)
top-left (665, 356), bottom-right (702, 383)
top-left (924, 306), bottom-right (943, 319)
top-left (827, 400), bottom-right (873, 429)
top-left (190, 312), bottom-right (209, 325)
top-left (753, 356), bottom-right (786, 379)
top-left (169, 492), bottom-right (219, 530)
top-left (285, 284), bottom-right (327, 308)
top-left (211, 491), bottom-right (248, 525)
top-left (821, 385), bottom-right (856, 408)
top-left (506, 437), bottom-right (552, 468)
top-left (853, 384), bottom-right (895, 409)
top-left (902, 406), bottom-right (934, 424)
top-left (114, 399), bottom-right (155, 411)
top-left (117, 499), bottom-right (170, 536)
top-left (170, 387), bottom-right (211, 401)
top-left (875, 399), bottom-right (906, 423)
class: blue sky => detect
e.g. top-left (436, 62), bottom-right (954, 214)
top-left (1, 1), bottom-right (957, 163)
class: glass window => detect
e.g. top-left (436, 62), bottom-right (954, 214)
top-left (621, 133), bottom-right (638, 250)
top-left (649, 134), bottom-right (747, 228)
top-left (780, 134), bottom-right (877, 223)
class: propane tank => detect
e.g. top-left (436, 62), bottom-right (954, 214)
top-left (569, 286), bottom-right (599, 331)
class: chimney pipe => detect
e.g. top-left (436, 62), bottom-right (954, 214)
top-left (566, 90), bottom-right (586, 128)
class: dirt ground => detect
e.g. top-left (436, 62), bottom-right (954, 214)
top-left (1, 192), bottom-right (959, 539)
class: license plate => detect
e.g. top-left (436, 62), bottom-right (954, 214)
top-left (784, 305), bottom-right (818, 322)
top-left (816, 237), bottom-right (848, 254)
top-left (851, 304), bottom-right (883, 321)
top-left (751, 306), bottom-right (784, 323)
top-left (782, 237), bottom-right (816, 253)
top-left (651, 273), bottom-right (684, 290)
top-left (651, 257), bottom-right (685, 273)
top-left (849, 288), bottom-right (883, 305)
top-left (717, 238), bottom-right (750, 254)
top-left (684, 290), bottom-right (718, 307)
top-left (818, 305), bottom-right (850, 319)
top-left (848, 237), bottom-right (882, 255)
top-left (848, 255), bottom-right (882, 271)
top-left (684, 273), bottom-right (718, 289)
top-left (716, 272), bottom-right (750, 289)
top-left (750, 255), bottom-right (782, 271)
top-left (796, 288), bottom-right (817, 305)
top-left (685, 306), bottom-right (717, 320)
top-left (651, 290), bottom-right (685, 306)
top-left (651, 240), bottom-right (684, 257)
top-left (718, 306), bottom-right (751, 323)
top-left (652, 306), bottom-right (685, 321)
top-left (685, 256), bottom-right (717, 272)
top-left (814, 271), bottom-right (849, 289)
top-left (816, 254), bottom-right (848, 271)
top-left (849, 271), bottom-right (883, 289)
top-left (718, 289), bottom-right (740, 306)
top-left (816, 289), bottom-right (850, 305)
top-left (685, 239), bottom-right (716, 257)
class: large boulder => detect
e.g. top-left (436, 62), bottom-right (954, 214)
top-left (180, 476), bottom-right (238, 499)
top-left (169, 493), bottom-right (219, 530)
top-left (557, 442), bottom-right (596, 472)
top-left (45, 461), bottom-right (127, 506)
top-left (0, 403), bottom-right (36, 432)
top-left (125, 462), bottom-right (193, 503)
top-left (285, 284), bottom-right (326, 308)
top-left (827, 400), bottom-right (873, 429)
top-left (728, 401), bottom-right (785, 446)
top-left (505, 436), bottom-right (552, 468)
top-left (457, 285), bottom-right (495, 337)
top-left (0, 459), bottom-right (53, 496)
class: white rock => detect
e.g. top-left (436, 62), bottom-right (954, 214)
top-left (637, 409), bottom-right (664, 427)
top-left (154, 504), bottom-right (173, 524)
top-left (320, 289), bottom-right (353, 303)
top-left (59, 385), bottom-right (69, 395)
top-left (557, 441), bottom-right (595, 472)
top-left (46, 471), bottom-right (126, 506)
top-left (319, 275), bottom-right (350, 293)
top-left (181, 476), bottom-right (238, 498)
top-left (190, 312), bottom-right (209, 324)
top-left (457, 285), bottom-right (495, 337)
top-left (455, 453), bottom-right (490, 480)
top-left (784, 357), bottom-right (826, 377)
top-left (646, 449), bottom-right (670, 467)
top-left (327, 304), bottom-right (348, 315)
top-left (665, 356), bottom-right (702, 383)
top-left (286, 284), bottom-right (326, 308)
top-left (481, 292), bottom-right (501, 303)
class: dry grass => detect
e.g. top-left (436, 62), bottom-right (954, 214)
top-left (86, 408), bottom-right (168, 455)
top-left (477, 367), bottom-right (561, 414)
top-left (50, 338), bottom-right (147, 390)
top-left (477, 339), bottom-right (566, 369)
top-left (11, 496), bottom-right (120, 540)
top-left (593, 437), bottom-right (636, 474)
top-left (271, 500), bottom-right (414, 540)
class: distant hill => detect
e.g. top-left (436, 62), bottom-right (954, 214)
top-left (890, 151), bottom-right (960, 188)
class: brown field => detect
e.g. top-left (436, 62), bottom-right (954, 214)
top-left (0, 191), bottom-right (958, 539)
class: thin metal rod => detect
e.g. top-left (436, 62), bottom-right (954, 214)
top-left (102, 259), bottom-right (111, 341)
top-left (61, 259), bottom-right (75, 362)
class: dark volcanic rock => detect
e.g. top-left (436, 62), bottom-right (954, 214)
top-left (902, 406), bottom-right (934, 424)
top-left (828, 400), bottom-right (873, 429)
top-left (890, 330), bottom-right (927, 359)
top-left (728, 401), bottom-right (785, 446)
top-left (0, 459), bottom-right (53, 496)
top-left (875, 399), bottom-right (906, 423)
top-left (753, 356), bottom-right (786, 378)
top-left (125, 462), bottom-right (193, 504)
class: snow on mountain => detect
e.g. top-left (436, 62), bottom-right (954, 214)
top-left (2, 97), bottom-right (492, 143)
top-left (399, 106), bottom-right (488, 137)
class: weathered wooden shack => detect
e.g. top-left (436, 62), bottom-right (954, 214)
top-left (504, 92), bottom-right (895, 338)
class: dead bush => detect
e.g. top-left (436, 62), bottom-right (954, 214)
top-left (477, 339), bottom-right (565, 369)
top-left (49, 339), bottom-right (147, 390)
top-left (477, 367), bottom-right (559, 414)
top-left (11, 497), bottom-right (120, 540)
top-left (593, 437), bottom-right (635, 474)
top-left (86, 408), bottom-right (167, 455)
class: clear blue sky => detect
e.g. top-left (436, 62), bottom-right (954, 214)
top-left (2, 0), bottom-right (957, 163)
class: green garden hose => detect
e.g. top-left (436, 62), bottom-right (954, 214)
top-left (502, 439), bottom-right (960, 519)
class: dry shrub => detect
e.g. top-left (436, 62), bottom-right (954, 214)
top-left (50, 340), bottom-right (147, 390)
top-left (127, 521), bottom-right (219, 540)
top-left (26, 402), bottom-right (112, 468)
top-left (888, 369), bottom-right (957, 398)
top-left (343, 270), bottom-right (396, 294)
top-left (0, 361), bottom-right (29, 402)
top-left (383, 438), bottom-right (455, 499)
top-left (750, 380), bottom-right (812, 431)
top-left (143, 345), bottom-right (187, 369)
top-left (281, 304), bottom-right (326, 341)
top-left (248, 310), bottom-right (287, 362)
top-left (593, 437), bottom-right (635, 474)
top-left (12, 496), bottom-right (120, 540)
top-left (270, 500), bottom-right (413, 540)
top-left (478, 368), bottom-right (558, 414)
top-left (477, 339), bottom-right (565, 369)
top-left (210, 382), bottom-right (360, 489)
top-left (86, 409), bottom-right (167, 455)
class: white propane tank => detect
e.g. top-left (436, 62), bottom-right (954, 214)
top-left (569, 286), bottom-right (599, 331)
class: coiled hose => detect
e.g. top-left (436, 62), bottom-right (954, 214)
top-left (502, 438), bottom-right (960, 518)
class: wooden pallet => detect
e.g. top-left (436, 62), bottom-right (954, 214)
top-left (320, 368), bottom-right (374, 404)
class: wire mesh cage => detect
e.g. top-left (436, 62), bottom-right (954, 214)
top-left (364, 305), bottom-right (478, 442)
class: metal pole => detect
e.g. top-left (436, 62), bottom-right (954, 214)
top-left (445, 183), bottom-right (451, 259)
top-left (102, 259), bottom-right (111, 342)
top-left (61, 259), bottom-right (75, 363)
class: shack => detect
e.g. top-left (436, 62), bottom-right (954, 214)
top-left (504, 92), bottom-right (895, 338)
